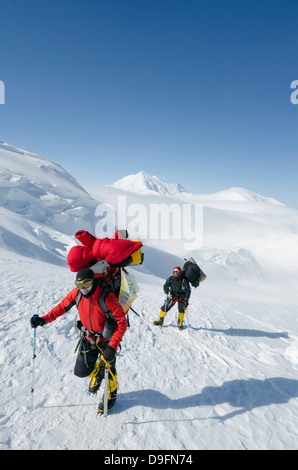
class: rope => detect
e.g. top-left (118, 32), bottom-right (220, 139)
top-left (99, 354), bottom-right (119, 389)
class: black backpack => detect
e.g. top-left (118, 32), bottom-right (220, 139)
top-left (182, 257), bottom-right (207, 288)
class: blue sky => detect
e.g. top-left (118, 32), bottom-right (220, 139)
top-left (0, 0), bottom-right (297, 206)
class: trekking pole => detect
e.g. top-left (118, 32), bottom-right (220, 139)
top-left (103, 367), bottom-right (109, 417)
top-left (99, 355), bottom-right (119, 417)
top-left (185, 307), bottom-right (190, 330)
top-left (129, 306), bottom-right (140, 317)
top-left (31, 316), bottom-right (38, 409)
top-left (161, 294), bottom-right (171, 329)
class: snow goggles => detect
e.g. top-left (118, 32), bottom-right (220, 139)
top-left (75, 278), bottom-right (94, 289)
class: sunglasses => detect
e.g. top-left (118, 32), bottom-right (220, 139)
top-left (75, 278), bottom-right (94, 289)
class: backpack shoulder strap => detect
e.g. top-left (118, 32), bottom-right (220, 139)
top-left (98, 282), bottom-right (111, 315)
top-left (75, 280), bottom-right (117, 323)
top-left (75, 290), bottom-right (82, 307)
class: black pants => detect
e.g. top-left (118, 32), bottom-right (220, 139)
top-left (74, 337), bottom-right (116, 379)
top-left (161, 298), bottom-right (186, 315)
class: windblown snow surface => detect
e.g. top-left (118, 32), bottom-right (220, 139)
top-left (1, 144), bottom-right (298, 450)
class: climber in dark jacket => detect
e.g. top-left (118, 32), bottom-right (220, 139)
top-left (153, 266), bottom-right (191, 330)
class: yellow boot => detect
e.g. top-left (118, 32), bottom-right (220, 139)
top-left (177, 311), bottom-right (185, 330)
top-left (153, 310), bottom-right (166, 326)
top-left (88, 359), bottom-right (102, 394)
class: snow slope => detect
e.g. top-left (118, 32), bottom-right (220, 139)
top-left (1, 147), bottom-right (298, 450)
top-left (0, 141), bottom-right (99, 264)
top-left (1, 249), bottom-right (298, 450)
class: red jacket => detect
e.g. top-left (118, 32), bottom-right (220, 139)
top-left (42, 286), bottom-right (127, 351)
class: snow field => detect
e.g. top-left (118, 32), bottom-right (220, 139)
top-left (1, 250), bottom-right (298, 450)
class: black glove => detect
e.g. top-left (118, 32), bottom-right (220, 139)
top-left (99, 345), bottom-right (116, 378)
top-left (30, 316), bottom-right (45, 328)
top-left (103, 345), bottom-right (116, 363)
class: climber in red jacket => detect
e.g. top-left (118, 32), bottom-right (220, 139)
top-left (30, 268), bottom-right (128, 414)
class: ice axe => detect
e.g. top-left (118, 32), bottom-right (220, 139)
top-left (161, 293), bottom-right (172, 329)
top-left (184, 306), bottom-right (190, 330)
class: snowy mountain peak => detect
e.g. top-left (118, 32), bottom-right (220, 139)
top-left (112, 170), bottom-right (188, 196)
top-left (0, 140), bottom-right (87, 195)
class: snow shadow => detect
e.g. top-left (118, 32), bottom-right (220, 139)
top-left (0, 228), bottom-right (67, 267)
top-left (119, 377), bottom-right (298, 421)
top-left (197, 327), bottom-right (289, 339)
